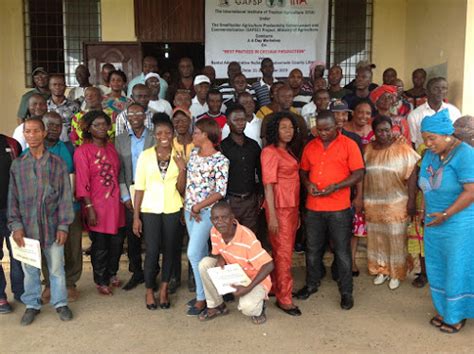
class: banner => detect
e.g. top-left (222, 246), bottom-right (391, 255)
top-left (205, 0), bottom-right (329, 79)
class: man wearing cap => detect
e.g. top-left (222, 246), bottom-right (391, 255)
top-left (408, 77), bottom-right (461, 149)
top-left (17, 67), bottom-right (50, 123)
top-left (145, 73), bottom-right (172, 116)
top-left (344, 60), bottom-right (378, 93)
top-left (190, 75), bottom-right (211, 119)
top-left (116, 84), bottom-right (155, 136)
top-left (115, 102), bottom-right (155, 290)
top-left (128, 56), bottom-right (168, 100)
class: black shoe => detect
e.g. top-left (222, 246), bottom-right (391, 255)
top-left (223, 293), bottom-right (235, 303)
top-left (294, 243), bottom-right (305, 254)
top-left (340, 294), bottom-right (354, 310)
top-left (188, 273), bottom-right (196, 293)
top-left (20, 308), bottom-right (40, 326)
top-left (168, 278), bottom-right (181, 294)
top-left (122, 275), bottom-right (145, 291)
top-left (295, 285), bottom-right (318, 300)
top-left (56, 306), bottom-right (73, 321)
top-left (160, 302), bottom-right (171, 309)
top-left (276, 302), bottom-right (302, 316)
top-left (352, 270), bottom-right (360, 277)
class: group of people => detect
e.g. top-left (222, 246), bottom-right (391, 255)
top-left (1, 55), bottom-right (473, 333)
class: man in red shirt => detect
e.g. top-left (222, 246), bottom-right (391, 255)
top-left (295, 110), bottom-right (364, 310)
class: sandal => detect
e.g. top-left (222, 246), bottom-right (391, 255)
top-left (429, 315), bottom-right (443, 328)
top-left (251, 303), bottom-right (267, 325)
top-left (198, 304), bottom-right (229, 321)
top-left (439, 319), bottom-right (466, 334)
top-left (412, 273), bottom-right (428, 288)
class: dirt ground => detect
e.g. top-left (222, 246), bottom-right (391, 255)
top-left (1, 255), bottom-right (473, 353)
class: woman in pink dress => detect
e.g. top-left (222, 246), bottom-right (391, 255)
top-left (74, 110), bottom-right (125, 295)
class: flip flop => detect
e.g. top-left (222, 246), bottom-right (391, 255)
top-left (198, 305), bottom-right (229, 321)
top-left (439, 319), bottom-right (466, 334)
top-left (429, 315), bottom-right (443, 328)
top-left (251, 302), bottom-right (267, 325)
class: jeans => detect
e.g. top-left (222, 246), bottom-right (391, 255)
top-left (0, 209), bottom-right (24, 301)
top-left (90, 231), bottom-right (125, 286)
top-left (142, 211), bottom-right (181, 288)
top-left (185, 209), bottom-right (213, 301)
top-left (305, 208), bottom-right (353, 295)
top-left (21, 242), bottom-right (67, 309)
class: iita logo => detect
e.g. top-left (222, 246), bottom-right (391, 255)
top-left (266, 0), bottom-right (285, 6)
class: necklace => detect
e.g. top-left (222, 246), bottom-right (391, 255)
top-left (440, 140), bottom-right (460, 161)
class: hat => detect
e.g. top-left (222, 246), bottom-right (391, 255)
top-left (329, 100), bottom-right (351, 112)
top-left (369, 85), bottom-right (397, 104)
top-left (193, 75), bottom-right (211, 86)
top-left (421, 109), bottom-right (455, 136)
top-left (172, 107), bottom-right (191, 119)
top-left (144, 72), bottom-right (161, 82)
top-left (32, 67), bottom-right (47, 76)
top-left (356, 60), bottom-right (376, 70)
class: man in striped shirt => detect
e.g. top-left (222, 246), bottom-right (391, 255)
top-left (251, 58), bottom-right (276, 109)
top-left (219, 62), bottom-right (255, 105)
top-left (288, 68), bottom-right (312, 114)
top-left (198, 202), bottom-right (274, 324)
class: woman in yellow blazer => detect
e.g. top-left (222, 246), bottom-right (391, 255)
top-left (133, 115), bottom-right (187, 310)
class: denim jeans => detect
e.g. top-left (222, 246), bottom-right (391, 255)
top-left (0, 209), bottom-right (24, 301)
top-left (21, 242), bottom-right (67, 309)
top-left (185, 209), bottom-right (213, 301)
top-left (305, 208), bottom-right (353, 295)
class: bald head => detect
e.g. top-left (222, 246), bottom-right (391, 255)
top-left (28, 94), bottom-right (47, 117)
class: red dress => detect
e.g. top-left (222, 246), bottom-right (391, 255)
top-left (261, 144), bottom-right (300, 305)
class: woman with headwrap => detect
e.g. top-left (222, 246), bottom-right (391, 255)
top-left (369, 85), bottom-right (411, 143)
top-left (419, 109), bottom-right (474, 334)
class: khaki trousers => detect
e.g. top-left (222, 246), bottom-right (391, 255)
top-left (198, 256), bottom-right (266, 317)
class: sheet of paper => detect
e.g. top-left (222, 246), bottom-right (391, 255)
top-left (129, 184), bottom-right (135, 207)
top-left (207, 263), bottom-right (251, 295)
top-left (10, 235), bottom-right (42, 269)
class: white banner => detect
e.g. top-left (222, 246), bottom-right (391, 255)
top-left (205, 0), bottom-right (329, 79)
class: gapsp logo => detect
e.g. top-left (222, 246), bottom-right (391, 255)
top-left (218, 0), bottom-right (230, 6)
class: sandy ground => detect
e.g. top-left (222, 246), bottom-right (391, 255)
top-left (1, 254), bottom-right (473, 354)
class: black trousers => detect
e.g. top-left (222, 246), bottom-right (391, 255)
top-left (227, 193), bottom-right (259, 234)
top-left (171, 217), bottom-right (186, 282)
top-left (124, 208), bottom-right (143, 277)
top-left (90, 231), bottom-right (125, 286)
top-left (142, 211), bottom-right (181, 289)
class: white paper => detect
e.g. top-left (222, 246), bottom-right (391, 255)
top-left (10, 235), bottom-right (42, 269)
top-left (207, 263), bottom-right (251, 295)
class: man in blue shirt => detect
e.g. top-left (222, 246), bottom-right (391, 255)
top-left (115, 103), bottom-right (155, 290)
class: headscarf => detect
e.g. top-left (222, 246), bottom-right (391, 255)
top-left (420, 109), bottom-right (455, 136)
top-left (369, 84), bottom-right (397, 104)
top-left (309, 60), bottom-right (325, 79)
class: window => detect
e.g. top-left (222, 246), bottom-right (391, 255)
top-left (327, 0), bottom-right (373, 85)
top-left (24, 0), bottom-right (101, 87)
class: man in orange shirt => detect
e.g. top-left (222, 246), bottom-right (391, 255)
top-left (198, 202), bottom-right (274, 324)
top-left (295, 110), bottom-right (365, 310)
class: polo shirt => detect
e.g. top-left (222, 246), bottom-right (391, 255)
top-left (210, 222), bottom-right (272, 293)
top-left (301, 133), bottom-right (364, 211)
top-left (221, 114), bottom-right (262, 147)
top-left (407, 102), bottom-right (461, 148)
top-left (251, 79), bottom-right (273, 108)
top-left (220, 135), bottom-right (261, 195)
top-left (190, 96), bottom-right (209, 119)
top-left (134, 147), bottom-right (183, 214)
top-left (47, 97), bottom-right (80, 142)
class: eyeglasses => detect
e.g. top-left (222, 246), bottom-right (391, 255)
top-left (127, 112), bottom-right (145, 117)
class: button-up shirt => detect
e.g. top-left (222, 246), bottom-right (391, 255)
top-left (47, 97), bottom-right (80, 142)
top-left (130, 129), bottom-right (147, 181)
top-left (221, 114), bottom-right (262, 147)
top-left (8, 149), bottom-right (74, 248)
top-left (220, 134), bottom-right (262, 195)
top-left (407, 102), bottom-right (461, 148)
top-left (301, 133), bottom-right (365, 212)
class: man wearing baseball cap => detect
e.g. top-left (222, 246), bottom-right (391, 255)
top-left (190, 75), bottom-right (211, 119)
top-left (16, 67), bottom-right (51, 123)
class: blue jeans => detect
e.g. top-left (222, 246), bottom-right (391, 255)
top-left (21, 242), bottom-right (68, 309)
top-left (0, 209), bottom-right (24, 301)
top-left (185, 209), bottom-right (213, 301)
top-left (305, 208), bottom-right (353, 295)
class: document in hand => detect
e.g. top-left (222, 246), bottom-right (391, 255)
top-left (207, 263), bottom-right (251, 295)
top-left (10, 235), bottom-right (42, 269)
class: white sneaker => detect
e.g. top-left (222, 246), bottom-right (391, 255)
top-left (389, 278), bottom-right (400, 290)
top-left (373, 274), bottom-right (388, 285)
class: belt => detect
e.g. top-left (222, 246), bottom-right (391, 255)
top-left (227, 192), bottom-right (253, 199)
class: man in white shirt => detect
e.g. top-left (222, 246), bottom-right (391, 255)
top-left (13, 94), bottom-right (48, 149)
top-left (408, 77), bottom-right (461, 148)
top-left (97, 63), bottom-right (115, 95)
top-left (222, 92), bottom-right (262, 147)
top-left (145, 73), bottom-right (172, 116)
top-left (190, 75), bottom-right (211, 119)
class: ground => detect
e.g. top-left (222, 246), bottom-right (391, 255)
top-left (1, 254), bottom-right (473, 353)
